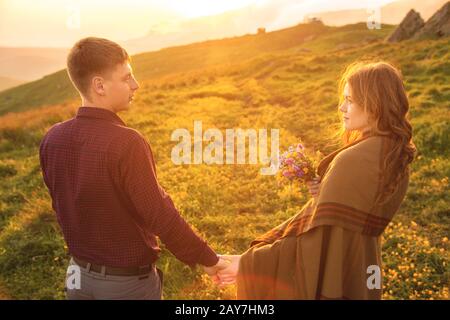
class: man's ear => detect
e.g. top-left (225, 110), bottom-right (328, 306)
top-left (92, 76), bottom-right (106, 96)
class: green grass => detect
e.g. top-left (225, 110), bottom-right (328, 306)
top-left (0, 22), bottom-right (448, 299)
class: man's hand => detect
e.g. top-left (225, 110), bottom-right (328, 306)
top-left (216, 254), bottom-right (241, 286)
top-left (202, 257), bottom-right (231, 284)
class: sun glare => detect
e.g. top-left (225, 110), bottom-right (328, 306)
top-left (165, 0), bottom-right (267, 18)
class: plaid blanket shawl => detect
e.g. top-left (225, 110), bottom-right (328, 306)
top-left (237, 135), bottom-right (409, 299)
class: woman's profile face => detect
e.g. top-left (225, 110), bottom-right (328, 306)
top-left (339, 83), bottom-right (371, 133)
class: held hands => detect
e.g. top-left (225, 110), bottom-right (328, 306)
top-left (202, 257), bottom-right (231, 285)
top-left (202, 255), bottom-right (241, 286)
top-left (306, 177), bottom-right (321, 198)
top-left (203, 177), bottom-right (319, 287)
top-left (216, 254), bottom-right (241, 286)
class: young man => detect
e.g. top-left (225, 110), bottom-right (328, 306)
top-left (39, 37), bottom-right (227, 300)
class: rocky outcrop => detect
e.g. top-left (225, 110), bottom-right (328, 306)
top-left (413, 1), bottom-right (450, 39)
top-left (386, 2), bottom-right (450, 42)
top-left (386, 9), bottom-right (424, 42)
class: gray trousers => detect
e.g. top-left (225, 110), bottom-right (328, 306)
top-left (65, 258), bottom-right (163, 300)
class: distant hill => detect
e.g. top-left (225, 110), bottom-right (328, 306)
top-left (123, 0), bottom-right (448, 54)
top-left (0, 77), bottom-right (25, 92)
top-left (0, 0), bottom-right (448, 117)
top-left (0, 21), bottom-right (332, 115)
top-left (1, 0), bottom-right (445, 82)
top-left (0, 47), bottom-right (68, 81)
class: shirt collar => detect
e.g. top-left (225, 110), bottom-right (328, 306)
top-left (76, 106), bottom-right (126, 126)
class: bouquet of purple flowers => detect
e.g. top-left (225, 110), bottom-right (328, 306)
top-left (277, 142), bottom-right (319, 185)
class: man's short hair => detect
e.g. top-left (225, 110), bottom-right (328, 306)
top-left (67, 37), bottom-right (130, 98)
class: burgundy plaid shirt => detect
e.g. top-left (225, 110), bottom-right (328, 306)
top-left (39, 106), bottom-right (218, 268)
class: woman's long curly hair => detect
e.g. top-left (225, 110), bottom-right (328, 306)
top-left (338, 61), bottom-right (416, 206)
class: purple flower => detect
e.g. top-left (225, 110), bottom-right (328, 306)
top-left (282, 171), bottom-right (294, 178)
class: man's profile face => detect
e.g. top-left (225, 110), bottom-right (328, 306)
top-left (102, 62), bottom-right (139, 113)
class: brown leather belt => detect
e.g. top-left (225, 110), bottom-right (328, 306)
top-left (73, 257), bottom-right (154, 276)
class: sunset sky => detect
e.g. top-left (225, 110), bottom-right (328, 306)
top-left (0, 0), bottom-right (395, 48)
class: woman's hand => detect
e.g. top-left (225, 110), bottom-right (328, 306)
top-left (216, 254), bottom-right (241, 286)
top-left (202, 257), bottom-right (231, 285)
top-left (306, 177), bottom-right (321, 198)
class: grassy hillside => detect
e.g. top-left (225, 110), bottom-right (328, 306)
top-left (0, 22), bottom-right (393, 116)
top-left (0, 22), bottom-right (448, 299)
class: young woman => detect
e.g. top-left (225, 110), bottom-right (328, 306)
top-left (218, 61), bottom-right (416, 299)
